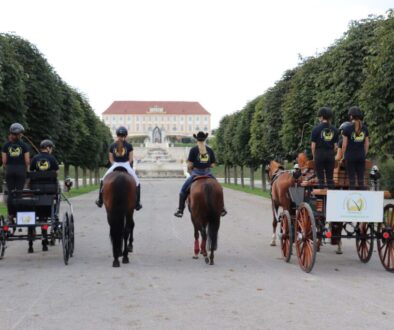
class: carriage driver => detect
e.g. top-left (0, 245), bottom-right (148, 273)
top-left (95, 126), bottom-right (142, 210)
top-left (30, 140), bottom-right (59, 173)
top-left (1, 123), bottom-right (30, 223)
top-left (174, 131), bottom-right (227, 218)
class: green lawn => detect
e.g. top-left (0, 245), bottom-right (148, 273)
top-left (0, 202), bottom-right (6, 217)
top-left (222, 183), bottom-right (270, 199)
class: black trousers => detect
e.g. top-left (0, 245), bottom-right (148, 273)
top-left (314, 149), bottom-right (335, 189)
top-left (5, 165), bottom-right (27, 216)
top-left (346, 159), bottom-right (365, 190)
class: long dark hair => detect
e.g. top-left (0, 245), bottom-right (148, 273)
top-left (116, 138), bottom-right (125, 156)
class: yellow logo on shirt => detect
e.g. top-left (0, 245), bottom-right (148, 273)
top-left (8, 146), bottom-right (22, 157)
top-left (199, 153), bottom-right (210, 163)
top-left (37, 160), bottom-right (50, 171)
top-left (352, 131), bottom-right (365, 142)
top-left (322, 129), bottom-right (334, 142)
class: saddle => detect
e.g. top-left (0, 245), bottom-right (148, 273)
top-left (192, 175), bottom-right (212, 182)
top-left (113, 167), bottom-right (128, 173)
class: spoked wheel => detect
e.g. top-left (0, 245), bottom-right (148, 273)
top-left (279, 211), bottom-right (293, 262)
top-left (355, 222), bottom-right (374, 263)
top-left (0, 216), bottom-right (6, 260)
top-left (377, 204), bottom-right (394, 272)
top-left (295, 203), bottom-right (317, 273)
top-left (62, 212), bottom-right (70, 265)
top-left (69, 214), bottom-right (75, 258)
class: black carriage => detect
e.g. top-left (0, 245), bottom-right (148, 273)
top-left (0, 171), bottom-right (75, 265)
top-left (277, 161), bottom-right (393, 273)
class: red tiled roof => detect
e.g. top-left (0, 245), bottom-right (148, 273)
top-left (102, 101), bottom-right (210, 115)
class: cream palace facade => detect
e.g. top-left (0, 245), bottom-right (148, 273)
top-left (102, 101), bottom-right (211, 142)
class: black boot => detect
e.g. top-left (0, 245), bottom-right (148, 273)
top-left (174, 193), bottom-right (187, 218)
top-left (221, 207), bottom-right (227, 217)
top-left (95, 180), bottom-right (104, 208)
top-left (135, 185), bottom-right (142, 211)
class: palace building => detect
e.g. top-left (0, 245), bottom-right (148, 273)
top-left (102, 101), bottom-right (211, 143)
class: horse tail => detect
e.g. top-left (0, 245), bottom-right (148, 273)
top-left (205, 182), bottom-right (220, 251)
top-left (109, 174), bottom-right (128, 255)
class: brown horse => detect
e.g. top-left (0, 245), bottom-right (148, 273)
top-left (102, 169), bottom-right (136, 267)
top-left (267, 160), bottom-right (296, 246)
top-left (188, 177), bottom-right (223, 265)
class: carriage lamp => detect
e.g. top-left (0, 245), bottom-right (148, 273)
top-left (325, 231), bottom-right (332, 238)
top-left (383, 232), bottom-right (390, 239)
top-left (3, 225), bottom-right (9, 232)
top-left (41, 224), bottom-right (49, 231)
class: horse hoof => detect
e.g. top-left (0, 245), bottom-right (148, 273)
top-left (122, 257), bottom-right (129, 264)
top-left (28, 247), bottom-right (34, 254)
top-left (270, 242), bottom-right (276, 247)
top-left (209, 259), bottom-right (214, 265)
top-left (336, 250), bottom-right (343, 255)
top-left (193, 255), bottom-right (199, 259)
top-left (205, 257), bottom-right (209, 264)
top-left (127, 245), bottom-right (133, 253)
top-left (112, 260), bottom-right (120, 267)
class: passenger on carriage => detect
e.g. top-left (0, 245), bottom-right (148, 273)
top-left (310, 107), bottom-right (338, 189)
top-left (95, 126), bottom-right (142, 210)
top-left (30, 139), bottom-right (59, 173)
top-left (1, 123), bottom-right (30, 223)
top-left (341, 106), bottom-right (369, 190)
top-left (174, 131), bottom-right (227, 218)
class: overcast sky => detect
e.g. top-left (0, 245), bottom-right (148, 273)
top-left (0, 0), bottom-right (392, 128)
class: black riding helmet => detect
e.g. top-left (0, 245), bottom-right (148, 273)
top-left (40, 139), bottom-right (55, 149)
top-left (9, 123), bottom-right (25, 134)
top-left (339, 121), bottom-right (352, 132)
top-left (317, 107), bottom-right (333, 120)
top-left (193, 131), bottom-right (209, 142)
top-left (348, 106), bottom-right (363, 120)
top-left (116, 126), bottom-right (128, 137)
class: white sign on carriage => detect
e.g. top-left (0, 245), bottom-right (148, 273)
top-left (326, 190), bottom-right (384, 223)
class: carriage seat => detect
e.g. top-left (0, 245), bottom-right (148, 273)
top-left (28, 171), bottom-right (59, 195)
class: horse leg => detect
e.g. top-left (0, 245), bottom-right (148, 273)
top-left (122, 213), bottom-right (132, 264)
top-left (109, 215), bottom-right (121, 267)
top-left (208, 220), bottom-right (220, 265)
top-left (28, 227), bottom-right (34, 253)
top-left (270, 201), bottom-right (278, 246)
top-left (127, 212), bottom-right (135, 253)
top-left (200, 226), bottom-right (208, 258)
top-left (193, 222), bottom-right (200, 259)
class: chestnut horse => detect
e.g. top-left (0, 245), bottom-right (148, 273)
top-left (102, 169), bottom-right (136, 267)
top-left (267, 160), bottom-right (296, 246)
top-left (188, 177), bottom-right (223, 265)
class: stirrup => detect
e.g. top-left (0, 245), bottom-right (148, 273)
top-left (174, 209), bottom-right (184, 218)
top-left (95, 199), bottom-right (103, 208)
top-left (221, 209), bottom-right (227, 217)
top-left (135, 203), bottom-right (142, 211)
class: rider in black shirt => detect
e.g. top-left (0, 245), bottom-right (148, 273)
top-left (1, 123), bottom-right (30, 222)
top-left (311, 107), bottom-right (338, 189)
top-left (30, 140), bottom-right (59, 172)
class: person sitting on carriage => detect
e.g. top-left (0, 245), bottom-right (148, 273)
top-left (95, 126), bottom-right (142, 210)
top-left (310, 107), bottom-right (339, 189)
top-left (30, 139), bottom-right (59, 173)
top-left (174, 131), bottom-right (226, 218)
top-left (1, 123), bottom-right (30, 223)
top-left (341, 106), bottom-right (369, 190)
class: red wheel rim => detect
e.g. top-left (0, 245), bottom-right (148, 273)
top-left (378, 204), bottom-right (394, 272)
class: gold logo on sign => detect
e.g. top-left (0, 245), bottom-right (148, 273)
top-left (345, 193), bottom-right (367, 212)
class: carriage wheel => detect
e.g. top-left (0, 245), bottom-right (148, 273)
top-left (295, 203), bottom-right (317, 273)
top-left (62, 213), bottom-right (70, 265)
top-left (355, 222), bottom-right (374, 263)
top-left (0, 216), bottom-right (6, 260)
top-left (377, 204), bottom-right (394, 272)
top-left (280, 211), bottom-right (293, 262)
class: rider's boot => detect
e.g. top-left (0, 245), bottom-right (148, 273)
top-left (221, 207), bottom-right (227, 217)
top-left (95, 180), bottom-right (104, 208)
top-left (174, 193), bottom-right (187, 218)
top-left (135, 185), bottom-right (142, 211)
